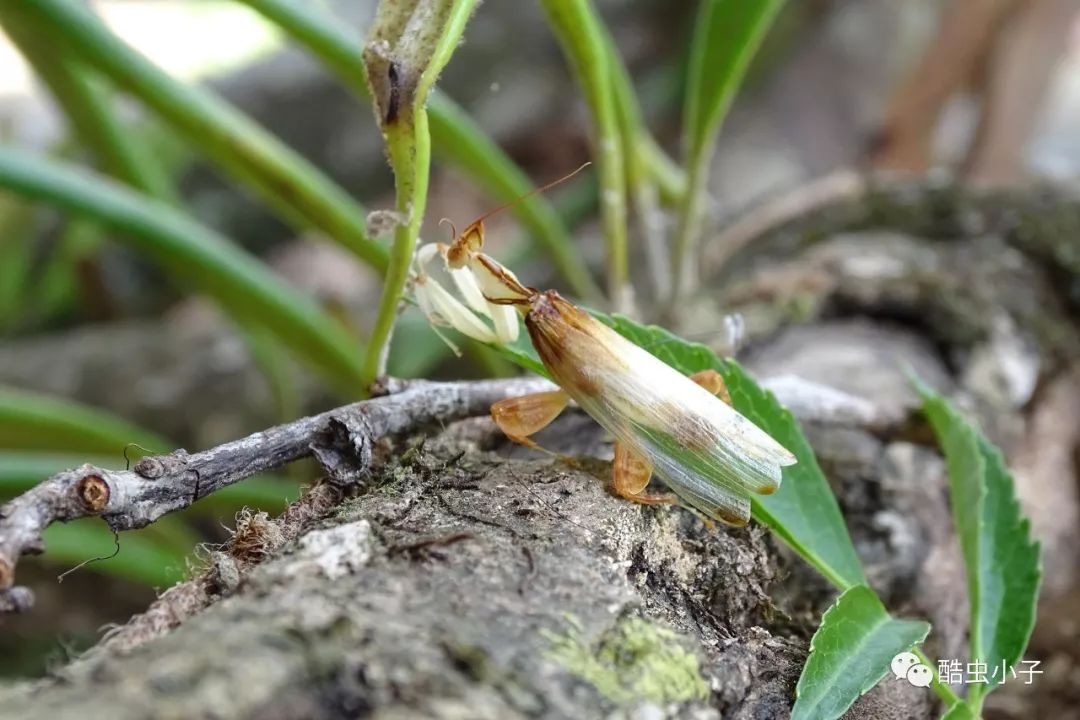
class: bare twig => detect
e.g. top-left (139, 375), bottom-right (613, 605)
top-left (0, 377), bottom-right (554, 611)
top-left (703, 170), bottom-right (865, 275)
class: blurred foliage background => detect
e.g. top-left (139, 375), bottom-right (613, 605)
top-left (0, 0), bottom-right (1078, 681)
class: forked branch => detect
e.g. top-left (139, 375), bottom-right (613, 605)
top-left (0, 377), bottom-right (554, 612)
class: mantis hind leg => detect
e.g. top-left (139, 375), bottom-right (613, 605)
top-left (612, 442), bottom-right (675, 506)
top-left (490, 390), bottom-right (574, 460)
top-left (609, 369), bottom-right (731, 510)
top-left (690, 369), bottom-right (732, 406)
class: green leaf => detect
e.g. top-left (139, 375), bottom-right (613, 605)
top-left (0, 149), bottom-right (368, 395)
top-left (791, 586), bottom-right (930, 720)
top-left (4, 0), bottom-right (386, 271)
top-left (683, 0), bottom-right (785, 156)
top-left (916, 381), bottom-right (1041, 706)
top-left (601, 314), bottom-right (866, 590)
top-left (0, 386), bottom-right (167, 455)
top-left (672, 0), bottom-right (785, 299)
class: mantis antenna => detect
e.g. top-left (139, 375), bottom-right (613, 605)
top-left (466, 161), bottom-right (591, 228)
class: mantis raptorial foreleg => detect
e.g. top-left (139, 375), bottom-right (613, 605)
top-left (490, 389), bottom-right (573, 459)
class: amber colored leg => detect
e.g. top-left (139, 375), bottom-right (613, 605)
top-left (690, 369), bottom-right (731, 406)
top-left (612, 441), bottom-right (674, 506)
top-left (490, 390), bottom-right (571, 457)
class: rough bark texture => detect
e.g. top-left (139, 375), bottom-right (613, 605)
top-left (1, 179), bottom-right (1076, 719)
top-left (0, 417), bottom-right (928, 720)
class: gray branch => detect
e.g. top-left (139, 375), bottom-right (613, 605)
top-left (0, 376), bottom-right (554, 611)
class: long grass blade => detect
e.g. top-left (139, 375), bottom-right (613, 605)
top-left (0, 150), bottom-right (367, 394)
top-left (0, 12), bottom-right (174, 202)
top-left (0, 387), bottom-right (167, 456)
top-left (4, 0), bottom-right (387, 272)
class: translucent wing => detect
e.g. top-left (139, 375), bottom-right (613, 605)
top-left (571, 326), bottom-right (794, 526)
top-left (523, 293), bottom-right (795, 526)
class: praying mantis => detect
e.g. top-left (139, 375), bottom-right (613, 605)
top-left (410, 167), bottom-right (796, 526)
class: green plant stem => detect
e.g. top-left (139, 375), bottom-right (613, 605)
top-left (642, 134), bottom-right (686, 204)
top-left (237, 0), bottom-right (599, 301)
top-left (539, 0), bottom-right (629, 310)
top-left (361, 111), bottom-right (433, 386)
top-left (669, 146), bottom-right (712, 297)
top-left (6, 0), bottom-right (387, 272)
top-left (359, 0), bottom-right (479, 385)
top-left (603, 31), bottom-right (669, 300)
top-left (669, 0), bottom-right (785, 306)
top-left (913, 647), bottom-right (962, 708)
top-left (0, 149), bottom-right (367, 394)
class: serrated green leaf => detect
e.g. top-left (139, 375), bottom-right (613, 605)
top-left (916, 382), bottom-right (1041, 706)
top-left (791, 585), bottom-right (929, 720)
top-left (601, 315), bottom-right (866, 589)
